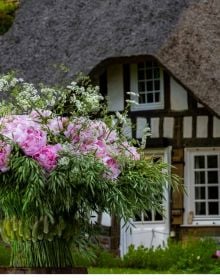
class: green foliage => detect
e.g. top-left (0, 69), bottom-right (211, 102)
top-left (116, 158), bottom-right (180, 222)
top-left (0, 242), bottom-right (10, 266)
top-left (122, 238), bottom-right (219, 273)
top-left (1, 238), bottom-right (220, 273)
top-left (10, 238), bottom-right (73, 268)
top-left (68, 238), bottom-right (220, 273)
top-left (0, 1), bottom-right (19, 35)
top-left (93, 247), bottom-right (122, 268)
top-left (0, 12), bottom-right (13, 34)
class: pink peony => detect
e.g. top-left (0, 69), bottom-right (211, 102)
top-left (33, 144), bottom-right (62, 172)
top-left (121, 142), bottom-right (140, 160)
top-left (13, 126), bottom-right (47, 156)
top-left (64, 119), bottom-right (117, 146)
top-left (47, 117), bottom-right (68, 135)
top-left (64, 122), bottom-right (81, 143)
top-left (30, 110), bottom-right (52, 120)
top-left (0, 115), bottom-right (47, 156)
top-left (102, 156), bottom-right (120, 180)
top-left (0, 142), bottom-right (11, 172)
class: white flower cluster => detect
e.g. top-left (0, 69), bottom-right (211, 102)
top-left (58, 156), bottom-right (70, 166)
top-left (0, 74), bottom-right (23, 92)
top-left (15, 83), bottom-right (40, 112)
top-left (126, 92), bottom-right (139, 106)
top-left (67, 83), bottom-right (103, 116)
top-left (0, 73), bottom-right (105, 117)
top-left (141, 125), bottom-right (151, 149)
top-left (40, 88), bottom-right (57, 107)
top-left (115, 111), bottom-right (127, 125)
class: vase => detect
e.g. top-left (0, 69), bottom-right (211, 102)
top-left (0, 217), bottom-right (80, 269)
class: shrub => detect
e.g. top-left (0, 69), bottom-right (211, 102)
top-left (122, 238), bottom-right (219, 273)
top-left (0, 1), bottom-right (19, 35)
top-left (93, 247), bottom-right (122, 268)
top-left (71, 245), bottom-right (122, 268)
top-left (0, 12), bottom-right (13, 34)
top-left (170, 238), bottom-right (219, 273)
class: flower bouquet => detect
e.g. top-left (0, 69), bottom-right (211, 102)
top-left (0, 73), bottom-right (178, 268)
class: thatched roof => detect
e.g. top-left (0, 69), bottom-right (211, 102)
top-left (0, 0), bottom-right (220, 115)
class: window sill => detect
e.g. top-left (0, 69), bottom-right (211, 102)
top-left (181, 222), bottom-right (220, 227)
top-left (131, 103), bottom-right (164, 111)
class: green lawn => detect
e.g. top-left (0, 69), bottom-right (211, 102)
top-left (88, 267), bottom-right (165, 274)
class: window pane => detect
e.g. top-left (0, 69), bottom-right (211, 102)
top-left (154, 68), bottom-right (160, 79)
top-left (195, 171), bottom-right (205, 184)
top-left (138, 63), bottom-right (145, 69)
top-left (138, 70), bottom-right (145, 80)
top-left (147, 93), bottom-right (154, 103)
top-left (146, 69), bottom-right (153, 80)
top-left (195, 187), bottom-right (206, 199)
top-left (145, 61), bottom-right (153, 68)
top-left (152, 61), bottom-right (159, 67)
top-left (208, 202), bottom-right (219, 215)
top-left (155, 92), bottom-right (160, 102)
top-left (134, 213), bottom-right (142, 221)
top-left (139, 94), bottom-right (145, 104)
top-left (154, 80), bottom-right (160, 91)
top-left (195, 202), bottom-right (206, 215)
top-left (194, 156), bottom-right (205, 169)
top-left (138, 82), bottom-right (145, 91)
top-left (208, 171), bottom-right (218, 184)
top-left (147, 81), bottom-right (153, 91)
top-left (208, 155), bottom-right (218, 168)
top-left (143, 210), bottom-right (152, 221)
top-left (155, 211), bottom-right (163, 221)
top-left (208, 186), bottom-right (218, 199)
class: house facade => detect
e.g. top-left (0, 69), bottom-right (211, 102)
top-left (90, 56), bottom-right (220, 254)
top-left (0, 0), bottom-right (220, 255)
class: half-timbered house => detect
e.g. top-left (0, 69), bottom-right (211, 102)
top-left (0, 0), bottom-right (220, 255)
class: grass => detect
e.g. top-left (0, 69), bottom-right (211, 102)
top-left (88, 267), bottom-right (164, 274)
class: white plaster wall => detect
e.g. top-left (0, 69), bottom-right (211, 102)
top-left (213, 117), bottom-right (220, 138)
top-left (136, 117), bottom-right (147, 138)
top-left (170, 77), bottom-right (188, 111)
top-left (90, 212), bottom-right (111, 226)
top-left (163, 117), bottom-right (174, 138)
top-left (196, 116), bottom-right (208, 138)
top-left (107, 64), bottom-right (124, 111)
top-left (150, 118), bottom-right (160, 138)
top-left (101, 212), bottom-right (111, 227)
top-left (183, 117), bottom-right (192, 138)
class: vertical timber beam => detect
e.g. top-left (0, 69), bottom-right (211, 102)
top-left (164, 70), bottom-right (171, 111)
top-left (171, 149), bottom-right (184, 235)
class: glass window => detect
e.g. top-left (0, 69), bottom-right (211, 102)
top-left (192, 153), bottom-right (220, 217)
top-left (137, 61), bottom-right (161, 105)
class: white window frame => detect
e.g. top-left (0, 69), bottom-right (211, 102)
top-left (184, 148), bottom-right (220, 226)
top-left (134, 209), bottom-right (164, 225)
top-left (130, 63), bottom-right (164, 111)
top-left (133, 148), bottom-right (171, 225)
